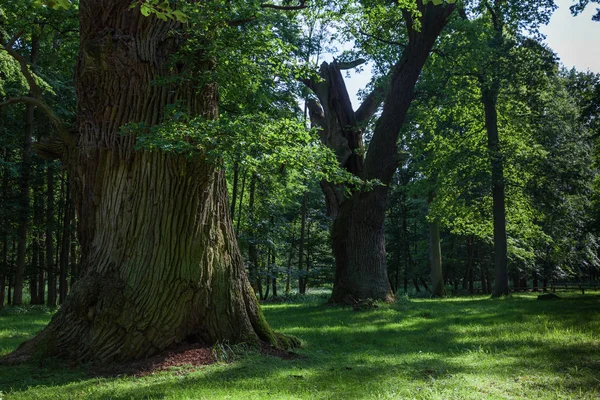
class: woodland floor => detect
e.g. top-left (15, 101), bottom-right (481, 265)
top-left (0, 291), bottom-right (599, 399)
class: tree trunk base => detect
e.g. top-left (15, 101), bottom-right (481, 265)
top-left (1, 272), bottom-right (299, 365)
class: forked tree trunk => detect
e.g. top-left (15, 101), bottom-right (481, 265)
top-left (3, 2), bottom-right (293, 364)
top-left (306, 2), bottom-right (455, 303)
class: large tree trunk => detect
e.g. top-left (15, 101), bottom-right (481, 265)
top-left (307, 3), bottom-right (455, 303)
top-left (3, 2), bottom-right (293, 364)
top-left (329, 190), bottom-right (393, 302)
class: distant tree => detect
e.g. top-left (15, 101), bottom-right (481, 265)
top-left (303, 0), bottom-right (457, 303)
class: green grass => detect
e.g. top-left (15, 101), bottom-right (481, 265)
top-left (1, 293), bottom-right (599, 399)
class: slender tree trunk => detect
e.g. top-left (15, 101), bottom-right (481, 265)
top-left (247, 174), bottom-right (261, 297)
top-left (271, 249), bottom-right (277, 297)
top-left (46, 163), bottom-right (56, 307)
top-left (13, 101), bottom-right (33, 306)
top-left (235, 170), bottom-right (246, 237)
top-left (30, 170), bottom-right (40, 305)
top-left (297, 192), bottom-right (308, 295)
top-left (30, 241), bottom-right (39, 305)
top-left (467, 236), bottom-right (475, 295)
top-left (481, 85), bottom-right (509, 297)
top-left (1, 148), bottom-right (10, 307)
top-left (0, 272), bottom-right (4, 308)
top-left (428, 218), bottom-right (445, 297)
top-left (37, 237), bottom-right (45, 304)
top-left (285, 236), bottom-right (295, 294)
top-left (230, 161), bottom-right (239, 219)
top-left (419, 276), bottom-right (430, 293)
top-left (3, 5), bottom-right (293, 364)
top-left (480, 257), bottom-right (488, 295)
top-left (13, 35), bottom-right (40, 306)
top-left (70, 225), bottom-right (77, 288)
top-left (264, 248), bottom-right (271, 300)
top-left (8, 238), bottom-right (16, 304)
top-left (401, 169), bottom-right (410, 295)
top-left (59, 175), bottom-right (72, 304)
top-left (412, 278), bottom-right (421, 292)
top-left (305, 219), bottom-right (311, 293)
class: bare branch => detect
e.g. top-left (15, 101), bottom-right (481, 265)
top-left (337, 58), bottom-right (367, 70)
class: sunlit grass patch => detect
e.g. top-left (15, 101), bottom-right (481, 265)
top-left (1, 292), bottom-right (599, 399)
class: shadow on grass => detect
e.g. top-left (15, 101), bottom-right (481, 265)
top-left (1, 294), bottom-right (599, 398)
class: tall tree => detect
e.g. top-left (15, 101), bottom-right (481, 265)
top-left (1, 0), bottom-right (299, 363)
top-left (12, 34), bottom-right (39, 305)
top-left (305, 0), bottom-right (456, 302)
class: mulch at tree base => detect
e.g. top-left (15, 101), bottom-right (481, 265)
top-left (88, 341), bottom-right (297, 377)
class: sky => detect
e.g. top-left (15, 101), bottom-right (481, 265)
top-left (343, 0), bottom-right (600, 108)
top-left (541, 0), bottom-right (600, 73)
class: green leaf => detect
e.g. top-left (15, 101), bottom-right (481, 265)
top-left (140, 4), bottom-right (151, 16)
top-left (172, 10), bottom-right (188, 23)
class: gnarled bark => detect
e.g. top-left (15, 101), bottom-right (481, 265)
top-left (2, 1), bottom-right (294, 364)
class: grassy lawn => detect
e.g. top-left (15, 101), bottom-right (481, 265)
top-left (0, 293), bottom-right (599, 399)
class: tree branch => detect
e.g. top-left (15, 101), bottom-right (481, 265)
top-left (337, 58), bottom-right (367, 70)
top-left (354, 83), bottom-right (387, 124)
top-left (260, 0), bottom-right (307, 10)
top-left (7, 30), bottom-right (24, 50)
top-left (358, 29), bottom-right (405, 48)
top-left (1, 41), bottom-right (42, 99)
top-left (1, 38), bottom-right (76, 150)
top-left (0, 97), bottom-right (74, 146)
